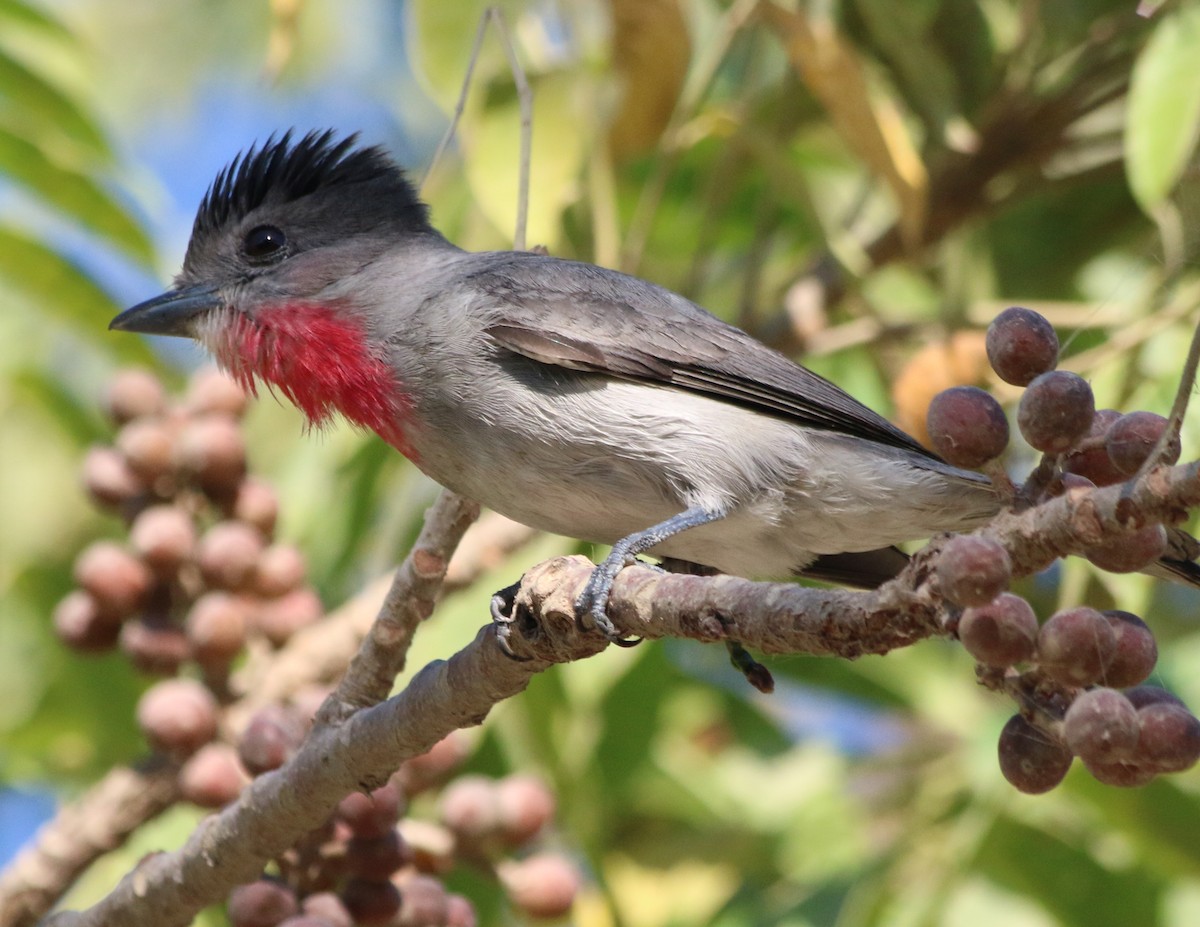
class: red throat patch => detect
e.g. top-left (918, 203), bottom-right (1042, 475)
top-left (206, 302), bottom-right (416, 458)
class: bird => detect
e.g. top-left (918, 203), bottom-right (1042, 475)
top-left (109, 130), bottom-right (1032, 642)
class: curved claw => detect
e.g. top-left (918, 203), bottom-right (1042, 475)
top-left (490, 582), bottom-right (533, 661)
top-left (490, 583), bottom-right (519, 625)
top-left (576, 554), bottom-right (643, 647)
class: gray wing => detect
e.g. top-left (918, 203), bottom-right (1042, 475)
top-left (468, 253), bottom-right (938, 459)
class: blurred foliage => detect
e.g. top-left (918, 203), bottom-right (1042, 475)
top-left (5, 1), bottom-right (1200, 926)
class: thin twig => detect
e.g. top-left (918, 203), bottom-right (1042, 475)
top-left (1136, 304), bottom-right (1200, 481)
top-left (419, 7), bottom-right (531, 251)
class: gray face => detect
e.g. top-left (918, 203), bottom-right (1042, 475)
top-left (176, 130), bottom-right (433, 307)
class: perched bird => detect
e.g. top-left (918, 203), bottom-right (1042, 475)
top-left (111, 130), bottom-right (1011, 641)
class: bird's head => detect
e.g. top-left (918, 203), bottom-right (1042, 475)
top-left (111, 131), bottom-right (431, 452)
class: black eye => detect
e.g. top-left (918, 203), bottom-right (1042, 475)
top-left (243, 225), bottom-right (287, 261)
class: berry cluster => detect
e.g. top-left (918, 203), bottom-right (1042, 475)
top-left (60, 368), bottom-right (322, 676)
top-left (223, 722), bottom-right (579, 926)
top-left (61, 368), bottom-right (581, 924)
top-left (928, 307), bottom-right (1200, 792)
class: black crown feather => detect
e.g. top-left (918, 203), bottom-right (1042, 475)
top-left (192, 129), bottom-right (424, 237)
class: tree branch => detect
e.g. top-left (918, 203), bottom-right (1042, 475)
top-left (36, 459), bottom-right (1200, 927)
top-left (2, 491), bottom-right (479, 927)
top-left (0, 760), bottom-right (179, 927)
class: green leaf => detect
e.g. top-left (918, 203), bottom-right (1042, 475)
top-left (1126, 6), bottom-right (1200, 212)
top-left (0, 128), bottom-right (153, 264)
top-left (0, 0), bottom-right (73, 39)
top-left (977, 815), bottom-right (1162, 927)
top-left (1070, 774), bottom-right (1200, 876)
top-left (12, 367), bottom-right (110, 447)
top-left (407, 0), bottom-right (494, 108)
top-left (462, 71), bottom-right (589, 247)
top-left (848, 0), bottom-right (961, 133)
top-left (0, 46), bottom-right (109, 156)
top-left (0, 225), bottom-right (153, 364)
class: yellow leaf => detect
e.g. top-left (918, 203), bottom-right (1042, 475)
top-left (462, 72), bottom-right (590, 248)
top-left (606, 0), bottom-right (691, 160)
top-left (761, 1), bottom-right (928, 248)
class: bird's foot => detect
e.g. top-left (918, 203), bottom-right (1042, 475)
top-left (575, 552), bottom-right (646, 647)
top-left (489, 581), bottom-right (532, 661)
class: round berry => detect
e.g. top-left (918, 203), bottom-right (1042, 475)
top-left (116, 418), bottom-right (175, 486)
top-left (231, 478), bottom-right (279, 537)
top-left (254, 545), bottom-right (307, 598)
top-left (228, 879), bottom-right (298, 927)
top-left (337, 783), bottom-right (404, 838)
top-left (1136, 702), bottom-right (1200, 773)
top-left (1017, 371), bottom-right (1095, 455)
top-left (74, 541), bottom-right (153, 621)
top-left (1085, 524), bottom-right (1168, 573)
top-left (397, 733), bottom-right (469, 795)
top-left (500, 853), bottom-right (580, 919)
top-left (187, 368), bottom-right (248, 418)
top-left (175, 416), bottom-right (246, 496)
top-left (81, 445), bottom-right (144, 510)
top-left (130, 505), bottom-right (196, 578)
top-left (1063, 687), bottom-right (1139, 765)
top-left (986, 306), bottom-right (1059, 386)
top-left (393, 874), bottom-right (448, 927)
top-left (926, 386), bottom-right (1010, 468)
top-left (997, 714), bottom-right (1073, 794)
top-left (1036, 606), bottom-right (1117, 687)
top-left (179, 742), bottom-right (249, 808)
top-left (300, 893), bottom-right (352, 927)
top-left (340, 878), bottom-right (401, 927)
top-left (439, 775), bottom-right (499, 842)
top-left (106, 369), bottom-right (165, 425)
top-left (1064, 409), bottom-right (1127, 486)
top-left (254, 588), bottom-right (323, 646)
top-left (238, 705), bottom-right (306, 776)
top-left (495, 774), bottom-right (557, 846)
top-left (958, 593), bottom-right (1038, 666)
top-left (186, 592), bottom-right (249, 667)
top-left (197, 521), bottom-right (266, 592)
top-left (1101, 611), bottom-right (1157, 687)
top-left (1081, 758), bottom-right (1157, 788)
top-left (137, 678), bottom-right (219, 757)
top-left (1106, 411), bottom-right (1180, 475)
top-left (53, 590), bottom-right (121, 652)
top-left (937, 535), bottom-right (1011, 607)
top-left (346, 832), bottom-right (410, 881)
top-left (445, 894), bottom-right (477, 927)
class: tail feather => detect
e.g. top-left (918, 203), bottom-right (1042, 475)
top-left (666, 530), bottom-right (1200, 593)
top-left (798, 547), bottom-right (910, 589)
top-left (1146, 528), bottom-right (1200, 588)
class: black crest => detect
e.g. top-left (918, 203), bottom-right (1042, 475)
top-left (192, 129), bottom-right (426, 237)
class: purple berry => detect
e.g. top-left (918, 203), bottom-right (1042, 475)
top-left (926, 386), bottom-right (1010, 468)
top-left (986, 307), bottom-right (1059, 386)
top-left (1017, 371), bottom-right (1095, 455)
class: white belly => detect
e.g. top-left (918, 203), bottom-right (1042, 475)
top-left (406, 375), bottom-right (998, 578)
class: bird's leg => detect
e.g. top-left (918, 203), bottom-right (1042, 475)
top-left (579, 505), bottom-right (727, 645)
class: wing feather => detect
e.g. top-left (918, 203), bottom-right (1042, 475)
top-left (470, 254), bottom-right (936, 458)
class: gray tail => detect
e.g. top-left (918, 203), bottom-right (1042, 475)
top-left (800, 547), bottom-right (910, 589)
top-left (801, 531), bottom-right (1200, 592)
top-left (1144, 528), bottom-right (1200, 588)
